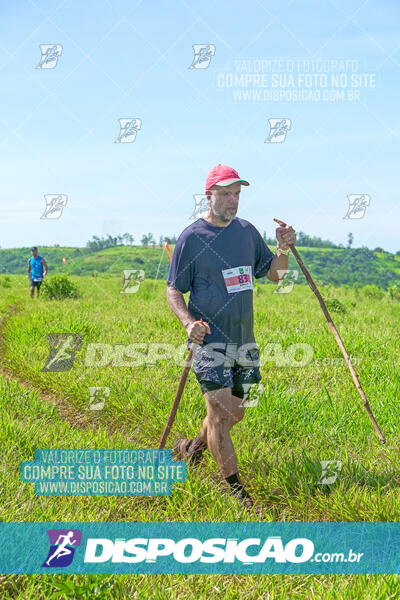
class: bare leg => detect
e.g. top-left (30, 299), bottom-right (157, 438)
top-left (199, 387), bottom-right (245, 478)
top-left (198, 389), bottom-right (244, 447)
top-left (29, 284), bottom-right (34, 298)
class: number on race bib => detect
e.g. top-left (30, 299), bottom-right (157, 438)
top-left (222, 266), bottom-right (253, 294)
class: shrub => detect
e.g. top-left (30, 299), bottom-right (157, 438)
top-left (0, 275), bottom-right (11, 288)
top-left (387, 284), bottom-right (400, 301)
top-left (41, 275), bottom-right (80, 300)
top-left (325, 298), bottom-right (346, 314)
top-left (361, 284), bottom-right (384, 300)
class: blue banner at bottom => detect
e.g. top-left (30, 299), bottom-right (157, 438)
top-left (0, 522), bottom-right (399, 574)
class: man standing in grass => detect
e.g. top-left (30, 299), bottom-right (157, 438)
top-left (28, 247), bottom-right (48, 298)
top-left (166, 164), bottom-right (296, 511)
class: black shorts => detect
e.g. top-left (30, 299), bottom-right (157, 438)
top-left (30, 279), bottom-right (42, 288)
top-left (191, 343), bottom-right (262, 400)
top-left (198, 380), bottom-right (252, 400)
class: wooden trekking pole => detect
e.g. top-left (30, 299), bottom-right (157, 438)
top-left (158, 318), bottom-right (205, 449)
top-left (273, 217), bottom-right (385, 444)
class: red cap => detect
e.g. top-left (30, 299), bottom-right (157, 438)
top-left (205, 164), bottom-right (250, 193)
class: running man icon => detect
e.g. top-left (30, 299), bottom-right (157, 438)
top-left (42, 529), bottom-right (82, 568)
top-left (45, 531), bottom-right (76, 565)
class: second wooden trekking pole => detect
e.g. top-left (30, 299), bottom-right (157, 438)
top-left (158, 319), bottom-right (205, 449)
top-left (273, 217), bottom-right (385, 444)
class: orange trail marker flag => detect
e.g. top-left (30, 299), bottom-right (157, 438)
top-left (165, 242), bottom-right (172, 263)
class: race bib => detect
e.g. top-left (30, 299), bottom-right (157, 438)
top-left (33, 277), bottom-right (43, 282)
top-left (222, 266), bottom-right (253, 294)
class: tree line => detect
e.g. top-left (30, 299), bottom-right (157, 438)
top-left (86, 233), bottom-right (177, 250)
top-left (86, 231), bottom-right (344, 251)
top-left (262, 230), bottom-right (344, 248)
top-left (85, 231), bottom-right (399, 254)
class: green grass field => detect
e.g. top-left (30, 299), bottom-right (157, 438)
top-left (0, 275), bottom-right (399, 598)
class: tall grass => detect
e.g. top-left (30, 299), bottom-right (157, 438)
top-left (0, 276), bottom-right (399, 598)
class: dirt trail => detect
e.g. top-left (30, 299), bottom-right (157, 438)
top-left (0, 302), bottom-right (178, 443)
top-left (0, 303), bottom-right (114, 434)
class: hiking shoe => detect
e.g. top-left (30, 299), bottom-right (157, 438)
top-left (229, 487), bottom-right (265, 517)
top-left (173, 437), bottom-right (206, 467)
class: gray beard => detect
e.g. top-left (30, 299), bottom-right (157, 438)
top-left (210, 204), bottom-right (232, 223)
top-left (216, 213), bottom-right (230, 222)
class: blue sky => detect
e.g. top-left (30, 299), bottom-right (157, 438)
top-left (0, 0), bottom-right (399, 251)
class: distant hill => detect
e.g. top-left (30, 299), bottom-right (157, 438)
top-left (1, 244), bottom-right (400, 289)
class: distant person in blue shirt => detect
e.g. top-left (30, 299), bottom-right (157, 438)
top-left (28, 247), bottom-right (48, 298)
top-left (167, 164), bottom-right (296, 512)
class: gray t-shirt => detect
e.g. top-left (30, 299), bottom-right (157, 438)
top-left (166, 217), bottom-right (274, 348)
